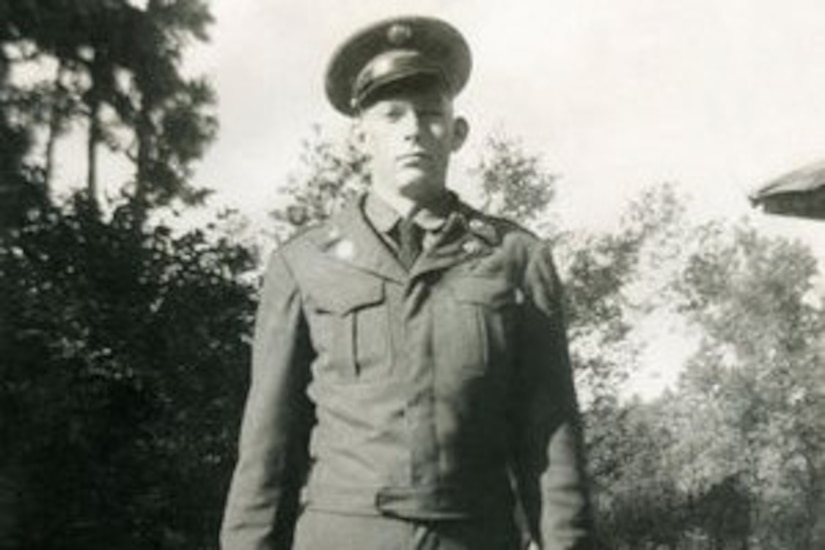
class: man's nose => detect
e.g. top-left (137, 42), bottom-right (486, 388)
top-left (399, 110), bottom-right (424, 140)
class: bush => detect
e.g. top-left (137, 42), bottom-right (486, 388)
top-left (0, 195), bottom-right (256, 549)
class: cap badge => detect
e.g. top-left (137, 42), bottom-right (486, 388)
top-left (387, 23), bottom-right (413, 46)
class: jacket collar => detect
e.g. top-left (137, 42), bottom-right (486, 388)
top-left (364, 191), bottom-right (455, 234)
top-left (312, 193), bottom-right (504, 282)
top-left (411, 203), bottom-right (502, 278)
top-left (312, 195), bottom-right (407, 283)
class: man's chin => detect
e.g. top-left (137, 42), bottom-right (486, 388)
top-left (396, 177), bottom-right (447, 204)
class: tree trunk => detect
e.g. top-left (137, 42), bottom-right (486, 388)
top-left (86, 50), bottom-right (103, 211)
top-left (132, 93), bottom-right (152, 228)
top-left (86, 98), bottom-right (99, 207)
top-left (44, 59), bottom-right (68, 197)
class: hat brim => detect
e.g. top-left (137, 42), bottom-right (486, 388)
top-left (325, 16), bottom-right (472, 116)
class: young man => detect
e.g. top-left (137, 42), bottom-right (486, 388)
top-left (221, 15), bottom-right (594, 550)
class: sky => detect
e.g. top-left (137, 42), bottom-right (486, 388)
top-left (53, 0), bottom-right (825, 398)
top-left (182, 0), bottom-right (825, 239)
top-left (179, 0), bottom-right (825, 399)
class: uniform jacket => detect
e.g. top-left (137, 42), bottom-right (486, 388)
top-left (221, 195), bottom-right (594, 550)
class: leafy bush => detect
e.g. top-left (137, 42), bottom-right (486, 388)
top-left (0, 196), bottom-right (256, 549)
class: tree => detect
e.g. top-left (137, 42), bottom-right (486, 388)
top-left (672, 221), bottom-right (825, 549)
top-left (473, 132), bottom-right (557, 230)
top-left (269, 125), bottom-right (369, 240)
top-left (269, 128), bottom-right (559, 236)
top-left (0, 197), bottom-right (257, 549)
top-left (0, 8), bottom-right (48, 229)
top-left (592, 398), bottom-right (691, 550)
top-left (588, 210), bottom-right (824, 549)
top-left (1, 3), bottom-right (251, 548)
top-left (558, 186), bottom-right (697, 548)
top-left (1, 0), bottom-right (216, 218)
top-left (129, 0), bottom-right (217, 220)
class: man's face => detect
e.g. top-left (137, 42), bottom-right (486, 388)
top-left (357, 82), bottom-right (466, 205)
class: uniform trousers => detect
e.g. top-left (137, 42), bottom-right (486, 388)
top-left (292, 509), bottom-right (523, 550)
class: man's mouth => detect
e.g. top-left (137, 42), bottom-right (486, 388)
top-left (397, 152), bottom-right (431, 164)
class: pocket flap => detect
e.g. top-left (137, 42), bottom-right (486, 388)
top-left (309, 280), bottom-right (384, 314)
top-left (447, 277), bottom-right (520, 308)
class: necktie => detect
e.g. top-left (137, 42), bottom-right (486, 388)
top-left (396, 216), bottom-right (423, 269)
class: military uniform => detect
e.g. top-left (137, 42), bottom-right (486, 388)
top-left (221, 193), bottom-right (593, 549)
top-left (221, 15), bottom-right (594, 550)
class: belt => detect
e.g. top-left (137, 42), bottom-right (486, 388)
top-left (301, 481), bottom-right (514, 520)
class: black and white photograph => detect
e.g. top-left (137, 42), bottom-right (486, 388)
top-left (1, 1), bottom-right (823, 549)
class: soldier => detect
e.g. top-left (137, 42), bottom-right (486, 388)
top-left (221, 15), bottom-right (594, 550)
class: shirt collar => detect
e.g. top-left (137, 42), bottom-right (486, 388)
top-left (364, 191), bottom-right (457, 234)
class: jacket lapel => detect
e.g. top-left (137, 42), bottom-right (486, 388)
top-left (412, 208), bottom-right (502, 279)
top-left (312, 198), bottom-right (407, 284)
top-left (311, 196), bottom-right (503, 282)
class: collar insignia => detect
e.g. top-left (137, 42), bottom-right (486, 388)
top-left (333, 239), bottom-right (356, 260)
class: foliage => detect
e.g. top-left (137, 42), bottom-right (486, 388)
top-left (0, 15), bottom-right (45, 230)
top-left (0, 197), bottom-right (256, 549)
top-left (670, 222), bottom-right (825, 549)
top-left (473, 132), bottom-right (557, 228)
top-left (585, 215), bottom-right (824, 549)
top-left (0, 0), bottom-right (217, 218)
top-left (592, 400), bottom-right (691, 549)
top-left (3, 13), bottom-right (824, 543)
top-left (270, 125), bottom-right (369, 240)
top-left (0, 3), bottom-right (248, 549)
top-left (269, 128), bottom-right (558, 238)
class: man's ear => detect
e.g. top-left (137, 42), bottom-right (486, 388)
top-left (451, 117), bottom-right (469, 152)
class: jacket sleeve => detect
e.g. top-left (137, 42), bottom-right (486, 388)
top-left (221, 251), bottom-right (315, 550)
top-left (510, 240), bottom-right (595, 550)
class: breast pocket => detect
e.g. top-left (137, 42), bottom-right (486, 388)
top-left (307, 280), bottom-right (391, 383)
top-left (441, 277), bottom-right (521, 376)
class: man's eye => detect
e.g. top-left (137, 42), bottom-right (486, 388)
top-left (376, 107), bottom-right (403, 121)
